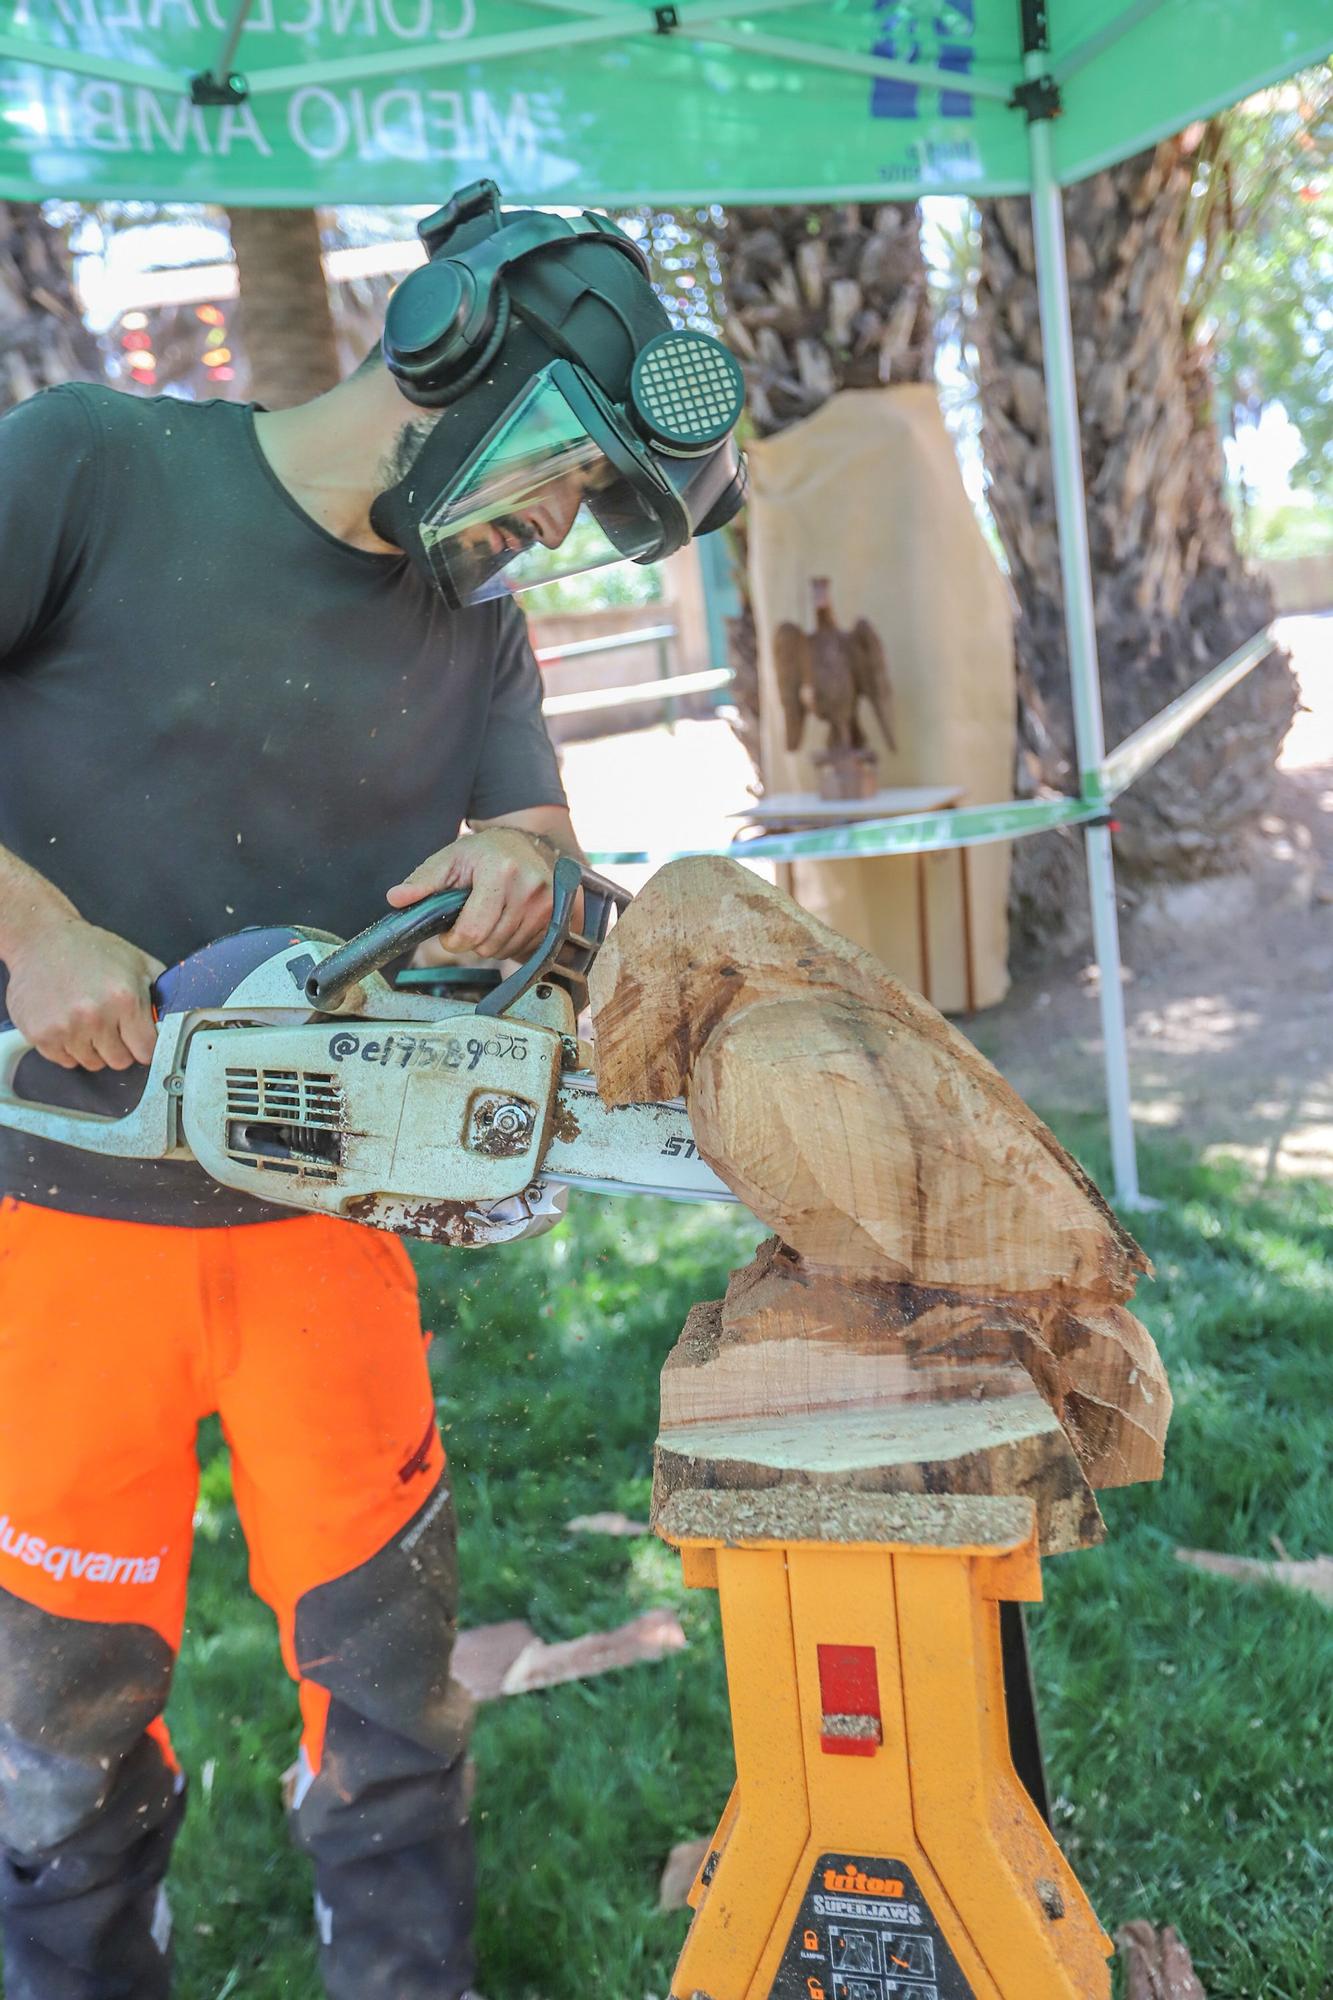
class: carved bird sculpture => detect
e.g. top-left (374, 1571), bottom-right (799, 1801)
top-left (773, 576), bottom-right (897, 758)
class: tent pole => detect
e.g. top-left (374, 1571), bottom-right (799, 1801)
top-left (208, 0), bottom-right (256, 89)
top-left (1025, 94), bottom-right (1143, 1208)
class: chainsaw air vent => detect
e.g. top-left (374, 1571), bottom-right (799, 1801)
top-left (223, 1066), bottom-right (344, 1181)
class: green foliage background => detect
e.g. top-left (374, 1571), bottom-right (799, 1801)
top-left (1206, 69), bottom-right (1333, 519)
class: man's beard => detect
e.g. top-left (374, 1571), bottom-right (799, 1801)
top-left (378, 414), bottom-right (438, 496)
top-left (372, 415), bottom-right (539, 601)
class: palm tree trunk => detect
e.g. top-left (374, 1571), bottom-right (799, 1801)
top-left (713, 202), bottom-right (935, 777)
top-left (226, 206), bottom-right (341, 410)
top-left (717, 201), bottom-right (936, 435)
top-left (0, 202), bottom-right (101, 413)
top-left (977, 140), bottom-right (1295, 945)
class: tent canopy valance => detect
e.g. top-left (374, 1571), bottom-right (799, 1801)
top-left (0, 0), bottom-right (1328, 208)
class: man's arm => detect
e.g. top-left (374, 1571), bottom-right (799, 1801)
top-left (0, 392), bottom-right (163, 1071)
top-left (470, 803), bottom-right (584, 861)
top-left (385, 806), bottom-right (585, 964)
top-left (0, 845), bottom-right (162, 1070)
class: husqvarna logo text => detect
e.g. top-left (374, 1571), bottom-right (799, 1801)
top-left (0, 1515), bottom-right (162, 1585)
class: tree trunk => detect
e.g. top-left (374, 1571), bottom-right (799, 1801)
top-left (976, 141), bottom-right (1296, 948)
top-left (712, 203), bottom-right (936, 779)
top-left (0, 202), bottom-right (102, 414)
top-left (226, 206), bottom-right (341, 410)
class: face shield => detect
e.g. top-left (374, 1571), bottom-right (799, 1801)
top-left (376, 333), bottom-right (747, 610)
top-left (417, 367), bottom-right (670, 605)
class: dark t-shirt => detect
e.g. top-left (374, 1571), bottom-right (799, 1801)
top-left (0, 384), bottom-right (565, 1226)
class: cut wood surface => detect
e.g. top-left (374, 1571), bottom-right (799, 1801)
top-left (655, 1488), bottom-right (1039, 1551)
top-left (590, 859), bottom-right (1170, 1507)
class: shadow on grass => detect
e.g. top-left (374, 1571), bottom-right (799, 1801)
top-left (164, 1135), bottom-right (1330, 2000)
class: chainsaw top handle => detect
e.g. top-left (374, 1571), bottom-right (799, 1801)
top-left (305, 857), bottom-right (630, 1016)
top-left (305, 888), bottom-right (471, 1010)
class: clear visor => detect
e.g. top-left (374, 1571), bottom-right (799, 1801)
top-left (417, 372), bottom-right (667, 607)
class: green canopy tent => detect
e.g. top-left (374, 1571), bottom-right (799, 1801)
top-left (2, 0), bottom-right (1329, 1203)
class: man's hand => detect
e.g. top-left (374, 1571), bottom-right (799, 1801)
top-left (4, 916), bottom-right (164, 1071)
top-left (387, 826), bottom-right (568, 964)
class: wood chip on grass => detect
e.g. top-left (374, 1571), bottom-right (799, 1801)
top-left (452, 1609), bottom-right (687, 1702)
top-left (658, 1835), bottom-right (712, 1911)
top-left (453, 1620), bottom-right (539, 1702)
top-left (500, 1607), bottom-right (686, 1695)
top-left (566, 1511), bottom-right (651, 1537)
top-left (1116, 1921), bottom-right (1207, 1999)
top-left (1175, 1548), bottom-right (1333, 1605)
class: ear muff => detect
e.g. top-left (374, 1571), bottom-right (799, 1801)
top-left (381, 185), bottom-right (651, 410)
top-left (381, 256), bottom-right (511, 408)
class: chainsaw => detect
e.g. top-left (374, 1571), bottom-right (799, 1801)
top-left (0, 858), bottom-right (734, 1246)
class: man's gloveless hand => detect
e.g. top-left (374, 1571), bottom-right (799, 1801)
top-left (4, 916), bottom-right (164, 1071)
top-left (387, 825), bottom-right (571, 965)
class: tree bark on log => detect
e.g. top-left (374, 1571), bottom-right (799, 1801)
top-left (976, 140), bottom-right (1296, 944)
top-left (590, 858), bottom-right (1170, 1515)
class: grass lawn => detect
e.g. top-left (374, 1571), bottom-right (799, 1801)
top-left (160, 1125), bottom-right (1332, 1999)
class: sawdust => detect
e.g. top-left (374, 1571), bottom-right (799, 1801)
top-left (654, 1487), bottom-right (1036, 1548)
top-left (819, 1713), bottom-right (881, 1738)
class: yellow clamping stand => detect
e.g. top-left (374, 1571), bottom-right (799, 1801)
top-left (656, 1490), bottom-right (1111, 2000)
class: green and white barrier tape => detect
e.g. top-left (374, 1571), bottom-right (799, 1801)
top-left (586, 626), bottom-right (1276, 871)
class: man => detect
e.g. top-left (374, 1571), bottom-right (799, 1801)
top-left (0, 180), bottom-right (745, 2000)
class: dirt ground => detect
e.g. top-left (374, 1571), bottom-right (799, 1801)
top-left (559, 611), bottom-right (1333, 1184)
top-left (977, 612), bottom-right (1333, 1183)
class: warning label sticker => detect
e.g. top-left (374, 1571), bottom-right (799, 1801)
top-left (770, 1854), bottom-right (974, 2000)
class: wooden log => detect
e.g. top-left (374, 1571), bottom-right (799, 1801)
top-left (589, 859), bottom-right (1170, 1496)
top-left (690, 995), bottom-right (1141, 1299)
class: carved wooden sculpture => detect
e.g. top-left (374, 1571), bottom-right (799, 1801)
top-left (773, 577), bottom-right (896, 797)
top-left (588, 857), bottom-right (1170, 1554)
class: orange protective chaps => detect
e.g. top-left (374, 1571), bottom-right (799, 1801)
top-left (0, 1197), bottom-right (474, 2000)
